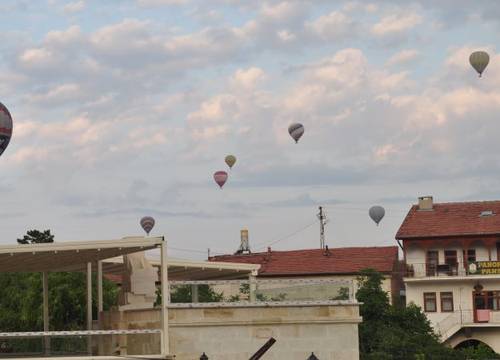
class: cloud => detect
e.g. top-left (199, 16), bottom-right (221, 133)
top-left (306, 11), bottom-right (357, 40)
top-left (386, 49), bottom-right (420, 66)
top-left (136, 0), bottom-right (188, 6)
top-left (230, 67), bottom-right (266, 89)
top-left (63, 0), bottom-right (85, 13)
top-left (372, 12), bottom-right (422, 37)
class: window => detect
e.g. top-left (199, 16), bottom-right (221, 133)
top-left (440, 292), bottom-right (454, 312)
top-left (444, 250), bottom-right (458, 275)
top-left (426, 251), bottom-right (438, 276)
top-left (444, 250), bottom-right (457, 265)
top-left (424, 292), bottom-right (437, 312)
top-left (463, 249), bottom-right (476, 267)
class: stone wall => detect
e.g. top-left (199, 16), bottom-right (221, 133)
top-left (100, 302), bottom-right (361, 360)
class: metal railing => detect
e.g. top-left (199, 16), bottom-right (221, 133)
top-left (405, 263), bottom-right (468, 278)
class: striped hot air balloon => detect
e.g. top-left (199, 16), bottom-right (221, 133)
top-left (288, 123), bottom-right (304, 143)
top-left (469, 51), bottom-right (490, 77)
top-left (140, 216), bottom-right (155, 235)
top-left (0, 102), bottom-right (13, 157)
top-left (214, 171), bottom-right (228, 189)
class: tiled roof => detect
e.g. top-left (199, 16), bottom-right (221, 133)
top-left (396, 201), bottom-right (500, 239)
top-left (210, 246), bottom-right (398, 276)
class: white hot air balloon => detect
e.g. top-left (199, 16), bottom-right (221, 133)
top-left (469, 51), bottom-right (490, 77)
top-left (369, 206), bottom-right (385, 226)
top-left (140, 216), bottom-right (155, 235)
top-left (288, 123), bottom-right (304, 143)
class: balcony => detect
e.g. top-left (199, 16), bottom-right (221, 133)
top-left (435, 310), bottom-right (500, 341)
top-left (406, 261), bottom-right (500, 279)
top-left (405, 263), bottom-right (465, 278)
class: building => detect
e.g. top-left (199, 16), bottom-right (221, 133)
top-left (397, 196), bottom-right (500, 352)
top-left (211, 245), bottom-right (401, 304)
top-left (0, 236), bottom-right (362, 360)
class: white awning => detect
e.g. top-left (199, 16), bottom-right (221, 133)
top-left (0, 236), bottom-right (163, 273)
top-left (103, 255), bottom-right (260, 281)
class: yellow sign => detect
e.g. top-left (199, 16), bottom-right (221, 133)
top-left (469, 261), bottom-right (500, 275)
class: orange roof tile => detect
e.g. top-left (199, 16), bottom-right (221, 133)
top-left (210, 246), bottom-right (398, 276)
top-left (396, 201), bottom-right (500, 239)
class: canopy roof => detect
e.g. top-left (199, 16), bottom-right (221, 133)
top-left (103, 256), bottom-right (260, 281)
top-left (0, 236), bottom-right (163, 272)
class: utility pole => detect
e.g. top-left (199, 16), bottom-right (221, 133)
top-left (317, 206), bottom-right (327, 249)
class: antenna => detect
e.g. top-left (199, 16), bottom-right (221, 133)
top-left (317, 206), bottom-right (328, 249)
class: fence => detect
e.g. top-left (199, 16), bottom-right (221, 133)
top-left (168, 278), bottom-right (356, 305)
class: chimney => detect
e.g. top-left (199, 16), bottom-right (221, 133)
top-left (418, 196), bottom-right (433, 211)
top-left (235, 229), bottom-right (251, 255)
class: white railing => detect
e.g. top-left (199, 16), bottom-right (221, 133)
top-left (434, 309), bottom-right (500, 341)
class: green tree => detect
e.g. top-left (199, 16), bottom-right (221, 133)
top-left (356, 269), bottom-right (459, 360)
top-left (169, 285), bottom-right (224, 303)
top-left (17, 230), bottom-right (54, 244)
top-left (0, 230), bottom-right (119, 353)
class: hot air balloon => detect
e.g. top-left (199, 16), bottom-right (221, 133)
top-left (140, 216), bottom-right (155, 235)
top-left (369, 205), bottom-right (385, 226)
top-left (0, 102), bottom-right (13, 157)
top-left (470, 51), bottom-right (490, 77)
top-left (225, 155), bottom-right (236, 169)
top-left (288, 123), bottom-right (304, 143)
top-left (214, 171), bottom-right (228, 189)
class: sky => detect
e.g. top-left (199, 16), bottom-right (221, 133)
top-left (1, 0), bottom-right (500, 259)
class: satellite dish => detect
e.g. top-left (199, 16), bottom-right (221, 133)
top-left (140, 216), bottom-right (155, 235)
top-left (369, 206), bottom-right (385, 226)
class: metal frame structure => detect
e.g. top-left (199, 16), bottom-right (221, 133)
top-left (0, 236), bottom-right (168, 359)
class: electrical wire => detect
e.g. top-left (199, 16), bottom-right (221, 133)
top-left (253, 218), bottom-right (320, 251)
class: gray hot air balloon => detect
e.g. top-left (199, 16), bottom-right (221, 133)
top-left (288, 123), bottom-right (304, 143)
top-left (369, 205), bottom-right (385, 226)
top-left (469, 51), bottom-right (490, 77)
top-left (140, 216), bottom-right (155, 235)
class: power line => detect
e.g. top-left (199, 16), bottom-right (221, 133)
top-left (254, 218), bottom-right (319, 251)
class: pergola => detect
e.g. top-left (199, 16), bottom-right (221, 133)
top-left (0, 236), bottom-right (260, 359)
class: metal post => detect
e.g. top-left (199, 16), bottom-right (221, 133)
top-left (160, 239), bottom-right (169, 356)
top-left (42, 272), bottom-right (50, 355)
top-left (86, 262), bottom-right (92, 355)
top-left (200, 352), bottom-right (208, 360)
top-left (97, 260), bottom-right (104, 355)
top-left (307, 353), bottom-right (319, 360)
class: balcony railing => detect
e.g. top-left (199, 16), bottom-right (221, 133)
top-left (435, 309), bottom-right (500, 341)
top-left (405, 263), bottom-right (467, 278)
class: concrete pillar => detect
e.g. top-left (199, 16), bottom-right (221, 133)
top-left (160, 240), bottom-right (170, 356)
top-left (42, 272), bottom-right (50, 355)
top-left (97, 260), bottom-right (104, 355)
top-left (191, 284), bottom-right (199, 303)
top-left (249, 274), bottom-right (257, 302)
